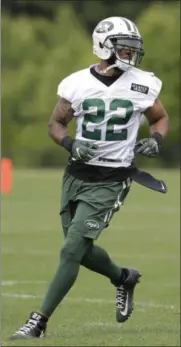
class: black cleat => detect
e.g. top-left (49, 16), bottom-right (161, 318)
top-left (10, 312), bottom-right (47, 340)
top-left (116, 268), bottom-right (141, 323)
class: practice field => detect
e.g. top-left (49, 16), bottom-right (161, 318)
top-left (1, 169), bottom-right (180, 346)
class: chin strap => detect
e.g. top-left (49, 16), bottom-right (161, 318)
top-left (99, 63), bottom-right (118, 74)
top-left (100, 59), bottom-right (134, 74)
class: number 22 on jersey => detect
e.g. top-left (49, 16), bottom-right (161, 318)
top-left (82, 98), bottom-right (133, 141)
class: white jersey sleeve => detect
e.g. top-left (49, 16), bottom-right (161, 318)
top-left (141, 73), bottom-right (162, 112)
top-left (57, 76), bottom-right (72, 102)
top-left (57, 68), bottom-right (91, 112)
top-left (57, 69), bottom-right (88, 104)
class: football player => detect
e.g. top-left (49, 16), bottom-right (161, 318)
top-left (11, 16), bottom-right (169, 339)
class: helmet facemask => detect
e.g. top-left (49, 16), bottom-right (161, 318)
top-left (103, 35), bottom-right (144, 72)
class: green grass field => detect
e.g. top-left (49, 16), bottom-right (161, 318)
top-left (1, 169), bottom-right (180, 346)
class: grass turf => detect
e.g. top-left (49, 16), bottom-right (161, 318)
top-left (1, 169), bottom-right (180, 346)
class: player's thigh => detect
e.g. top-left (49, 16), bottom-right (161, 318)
top-left (61, 209), bottom-right (71, 237)
top-left (69, 200), bottom-right (105, 240)
top-left (60, 171), bottom-right (79, 212)
top-left (70, 178), bottom-right (131, 240)
top-left (61, 201), bottom-right (80, 238)
top-left (60, 171), bottom-right (81, 237)
top-left (61, 201), bottom-right (94, 262)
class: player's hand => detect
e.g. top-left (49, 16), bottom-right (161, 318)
top-left (134, 137), bottom-right (160, 158)
top-left (71, 140), bottom-right (98, 162)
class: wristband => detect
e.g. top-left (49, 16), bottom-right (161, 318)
top-left (151, 132), bottom-right (163, 146)
top-left (60, 136), bottom-right (74, 153)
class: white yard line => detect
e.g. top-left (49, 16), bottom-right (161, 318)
top-left (83, 321), bottom-right (121, 327)
top-left (113, 253), bottom-right (178, 260)
top-left (1, 292), bottom-right (176, 311)
top-left (2, 203), bottom-right (179, 214)
top-left (2, 249), bottom-right (54, 256)
top-left (1, 249), bottom-right (179, 261)
top-left (2, 279), bottom-right (179, 289)
top-left (2, 293), bottom-right (39, 299)
top-left (2, 222), bottom-right (179, 236)
top-left (1, 280), bottom-right (47, 286)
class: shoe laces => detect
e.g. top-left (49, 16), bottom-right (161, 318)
top-left (116, 285), bottom-right (126, 309)
top-left (18, 319), bottom-right (38, 334)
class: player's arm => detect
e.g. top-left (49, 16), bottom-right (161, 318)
top-left (145, 98), bottom-right (169, 138)
top-left (48, 97), bottom-right (73, 147)
top-left (135, 99), bottom-right (169, 158)
top-left (48, 97), bottom-right (97, 161)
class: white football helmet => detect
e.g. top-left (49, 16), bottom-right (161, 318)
top-left (92, 17), bottom-right (144, 72)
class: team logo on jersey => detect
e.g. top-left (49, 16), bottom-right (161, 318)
top-left (84, 219), bottom-right (100, 230)
top-left (131, 83), bottom-right (149, 94)
top-left (95, 21), bottom-right (114, 33)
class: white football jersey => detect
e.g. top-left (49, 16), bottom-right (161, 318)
top-left (57, 65), bottom-right (162, 168)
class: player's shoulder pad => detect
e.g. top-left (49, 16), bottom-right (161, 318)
top-left (130, 67), bottom-right (162, 99)
top-left (57, 68), bottom-right (89, 101)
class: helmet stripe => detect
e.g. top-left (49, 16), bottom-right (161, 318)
top-left (121, 18), bottom-right (132, 31)
top-left (122, 18), bottom-right (138, 34)
top-left (132, 22), bottom-right (139, 33)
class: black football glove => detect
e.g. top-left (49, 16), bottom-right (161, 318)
top-left (135, 133), bottom-right (163, 158)
top-left (71, 140), bottom-right (98, 162)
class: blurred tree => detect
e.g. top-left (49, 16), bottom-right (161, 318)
top-left (137, 1), bottom-right (180, 166)
top-left (2, 2), bottom-right (180, 167)
top-left (75, 0), bottom-right (151, 32)
top-left (2, 4), bottom-right (92, 165)
top-left (1, 0), bottom-right (60, 19)
top-left (2, 0), bottom-right (151, 31)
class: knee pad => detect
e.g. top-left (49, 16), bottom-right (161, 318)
top-left (60, 231), bottom-right (93, 263)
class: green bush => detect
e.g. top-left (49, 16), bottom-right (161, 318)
top-left (2, 2), bottom-right (180, 167)
top-left (137, 2), bottom-right (180, 140)
top-left (2, 5), bottom-right (93, 166)
top-left (136, 2), bottom-right (180, 167)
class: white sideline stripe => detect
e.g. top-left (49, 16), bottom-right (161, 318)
top-left (2, 280), bottom-right (179, 289)
top-left (2, 222), bottom-right (179, 236)
top-left (2, 202), bottom-right (179, 213)
top-left (113, 254), bottom-right (178, 261)
top-left (2, 249), bottom-right (178, 261)
top-left (2, 249), bottom-right (53, 255)
top-left (84, 321), bottom-right (121, 327)
top-left (1, 292), bottom-right (175, 310)
top-left (123, 206), bottom-right (179, 213)
top-left (1, 280), bottom-right (46, 286)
